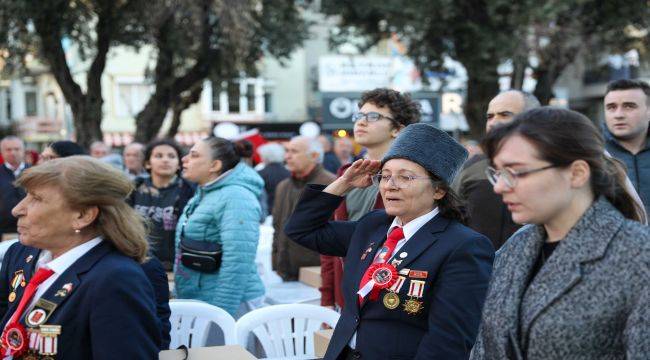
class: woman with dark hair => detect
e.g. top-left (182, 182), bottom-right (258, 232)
top-left (471, 107), bottom-right (649, 359)
top-left (39, 140), bottom-right (85, 162)
top-left (284, 123), bottom-right (494, 359)
top-left (127, 139), bottom-right (195, 271)
top-left (174, 137), bottom-right (265, 317)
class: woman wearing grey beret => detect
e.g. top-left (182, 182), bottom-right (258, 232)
top-left (471, 107), bottom-right (649, 359)
top-left (285, 123), bottom-right (494, 359)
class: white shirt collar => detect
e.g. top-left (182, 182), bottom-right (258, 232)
top-left (388, 207), bottom-right (440, 241)
top-left (36, 236), bottom-right (103, 274)
top-left (4, 162), bottom-right (25, 176)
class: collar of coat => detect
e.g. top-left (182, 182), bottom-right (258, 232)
top-left (290, 164), bottom-right (324, 184)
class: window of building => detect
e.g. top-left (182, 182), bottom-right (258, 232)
top-left (116, 83), bottom-right (152, 118)
top-left (264, 89), bottom-right (273, 113)
top-left (25, 91), bottom-right (37, 116)
top-left (209, 78), bottom-right (271, 115)
top-left (227, 82), bottom-right (241, 113)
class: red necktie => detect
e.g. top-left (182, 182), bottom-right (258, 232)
top-left (7, 267), bottom-right (54, 326)
top-left (2, 267), bottom-right (54, 355)
top-left (357, 227), bottom-right (404, 303)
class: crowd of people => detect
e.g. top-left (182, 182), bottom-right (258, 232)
top-left (0, 79), bottom-right (646, 359)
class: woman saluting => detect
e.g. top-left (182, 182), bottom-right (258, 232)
top-left (285, 123), bottom-right (494, 359)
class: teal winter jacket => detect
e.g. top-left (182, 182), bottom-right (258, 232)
top-left (174, 162), bottom-right (265, 315)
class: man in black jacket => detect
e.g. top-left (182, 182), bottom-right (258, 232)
top-left (0, 136), bottom-right (28, 239)
top-left (453, 91), bottom-right (540, 250)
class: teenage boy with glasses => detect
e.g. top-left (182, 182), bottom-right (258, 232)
top-left (320, 88), bottom-right (420, 312)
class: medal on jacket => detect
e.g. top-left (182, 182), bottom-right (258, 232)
top-left (38, 325), bottom-right (61, 356)
top-left (11, 270), bottom-right (25, 290)
top-left (383, 275), bottom-right (406, 310)
top-left (2, 322), bottom-right (28, 356)
top-left (358, 263), bottom-right (398, 301)
top-left (403, 279), bottom-right (426, 315)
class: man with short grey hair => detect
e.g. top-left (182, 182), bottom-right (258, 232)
top-left (0, 136), bottom-right (27, 238)
top-left (90, 140), bottom-right (110, 159)
top-left (454, 90), bottom-right (540, 250)
top-left (123, 142), bottom-right (147, 180)
top-left (271, 136), bottom-right (335, 281)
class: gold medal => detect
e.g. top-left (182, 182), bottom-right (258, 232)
top-left (8, 292), bottom-right (15, 302)
top-left (23, 353), bottom-right (38, 360)
top-left (383, 292), bottom-right (400, 310)
top-left (403, 298), bottom-right (424, 315)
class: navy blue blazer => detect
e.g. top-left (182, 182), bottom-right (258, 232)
top-left (0, 241), bottom-right (161, 359)
top-left (0, 165), bottom-right (27, 235)
top-left (285, 185), bottom-right (494, 360)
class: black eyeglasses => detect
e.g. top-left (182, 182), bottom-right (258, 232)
top-left (485, 164), bottom-right (557, 188)
top-left (351, 111), bottom-right (395, 123)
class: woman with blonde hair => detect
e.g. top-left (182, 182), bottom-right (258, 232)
top-left (0, 156), bottom-right (160, 359)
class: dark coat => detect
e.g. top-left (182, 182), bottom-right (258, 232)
top-left (272, 165), bottom-right (336, 281)
top-left (0, 241), bottom-right (161, 359)
top-left (127, 176), bottom-right (195, 270)
top-left (453, 155), bottom-right (519, 250)
top-left (471, 198), bottom-right (650, 360)
top-left (257, 162), bottom-right (290, 213)
top-left (285, 185), bottom-right (494, 359)
top-left (604, 130), bottom-right (650, 215)
top-left (0, 165), bottom-right (28, 236)
top-left (141, 256), bottom-right (172, 350)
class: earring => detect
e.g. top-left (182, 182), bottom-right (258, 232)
top-left (74, 229), bottom-right (81, 234)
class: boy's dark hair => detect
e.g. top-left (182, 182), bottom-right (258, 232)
top-left (359, 88), bottom-right (421, 128)
top-left (144, 138), bottom-right (185, 173)
top-left (606, 79), bottom-right (650, 103)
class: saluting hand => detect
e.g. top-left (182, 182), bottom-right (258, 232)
top-left (324, 159), bottom-right (382, 196)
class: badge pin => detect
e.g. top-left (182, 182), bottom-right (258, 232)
top-left (26, 255), bottom-right (33, 263)
top-left (360, 244), bottom-right (374, 260)
top-left (399, 252), bottom-right (408, 259)
top-left (398, 268), bottom-right (410, 276)
top-left (383, 292), bottom-right (400, 310)
top-left (55, 283), bottom-right (73, 298)
top-left (8, 292), bottom-right (16, 302)
top-left (408, 270), bottom-right (428, 279)
top-left (390, 259), bottom-right (402, 267)
top-left (26, 309), bottom-right (48, 327)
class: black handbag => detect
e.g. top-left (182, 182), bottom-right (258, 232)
top-left (179, 237), bottom-right (222, 273)
top-left (178, 200), bottom-right (222, 273)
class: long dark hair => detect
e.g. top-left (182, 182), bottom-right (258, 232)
top-left (482, 107), bottom-right (643, 222)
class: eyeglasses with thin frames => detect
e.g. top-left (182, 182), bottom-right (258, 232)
top-left (371, 173), bottom-right (433, 189)
top-left (351, 111), bottom-right (395, 123)
top-left (485, 164), bottom-right (557, 188)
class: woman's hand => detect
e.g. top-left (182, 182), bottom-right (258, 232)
top-left (324, 159), bottom-right (382, 196)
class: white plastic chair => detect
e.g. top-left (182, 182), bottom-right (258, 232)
top-left (236, 304), bottom-right (340, 359)
top-left (169, 299), bottom-right (237, 349)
